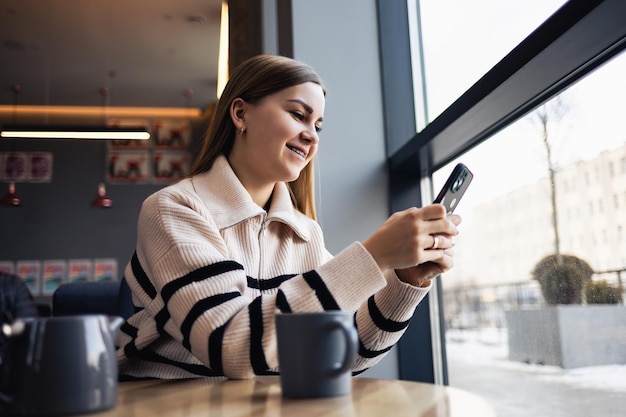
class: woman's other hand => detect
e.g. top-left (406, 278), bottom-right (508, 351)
top-left (362, 204), bottom-right (461, 286)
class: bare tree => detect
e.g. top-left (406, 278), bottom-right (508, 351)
top-left (532, 97), bottom-right (568, 264)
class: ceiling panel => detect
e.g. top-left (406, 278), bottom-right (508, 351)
top-left (0, 0), bottom-right (222, 115)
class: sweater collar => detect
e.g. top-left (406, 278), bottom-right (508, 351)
top-left (192, 155), bottom-right (311, 241)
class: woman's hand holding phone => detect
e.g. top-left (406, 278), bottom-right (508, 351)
top-left (363, 163), bottom-right (471, 287)
top-left (362, 205), bottom-right (459, 283)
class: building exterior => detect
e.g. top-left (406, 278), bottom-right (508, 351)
top-left (446, 144), bottom-right (626, 288)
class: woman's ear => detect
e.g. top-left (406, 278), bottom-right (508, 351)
top-left (230, 98), bottom-right (247, 132)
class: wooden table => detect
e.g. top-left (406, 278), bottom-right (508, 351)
top-left (85, 377), bottom-right (497, 417)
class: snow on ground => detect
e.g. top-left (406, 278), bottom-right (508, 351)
top-left (446, 328), bottom-right (626, 393)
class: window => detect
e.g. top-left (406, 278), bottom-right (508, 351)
top-left (421, 4), bottom-right (626, 417)
top-left (432, 52), bottom-right (626, 416)
top-left (380, 0), bottom-right (626, 395)
top-left (418, 0), bottom-right (567, 123)
top-left (380, 0), bottom-right (626, 415)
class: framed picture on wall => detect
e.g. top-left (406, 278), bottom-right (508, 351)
top-left (0, 261), bottom-right (15, 275)
top-left (152, 151), bottom-right (191, 184)
top-left (28, 152), bottom-right (53, 183)
top-left (152, 119), bottom-right (191, 150)
top-left (94, 258), bottom-right (118, 282)
top-left (68, 259), bottom-right (93, 283)
top-left (107, 151), bottom-right (150, 183)
top-left (16, 260), bottom-right (41, 296)
top-left (42, 260), bottom-right (66, 295)
top-left (2, 152), bottom-right (28, 182)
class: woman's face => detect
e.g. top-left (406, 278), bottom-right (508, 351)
top-left (229, 82), bottom-right (325, 187)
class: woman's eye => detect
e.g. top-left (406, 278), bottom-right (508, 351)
top-left (291, 111), bottom-right (304, 120)
top-left (315, 125), bottom-right (322, 133)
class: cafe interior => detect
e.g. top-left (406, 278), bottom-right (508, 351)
top-left (1, 0), bottom-right (624, 415)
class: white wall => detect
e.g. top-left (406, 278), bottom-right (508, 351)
top-left (289, 0), bottom-right (398, 379)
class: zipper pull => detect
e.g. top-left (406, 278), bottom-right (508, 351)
top-left (260, 214), bottom-right (268, 237)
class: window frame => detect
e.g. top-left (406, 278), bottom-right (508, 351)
top-left (377, 0), bottom-right (626, 383)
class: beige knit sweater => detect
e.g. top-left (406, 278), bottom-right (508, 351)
top-left (116, 155), bottom-right (431, 379)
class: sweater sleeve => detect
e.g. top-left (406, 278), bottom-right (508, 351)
top-left (306, 243), bottom-right (432, 373)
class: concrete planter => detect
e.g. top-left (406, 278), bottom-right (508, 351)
top-left (505, 305), bottom-right (626, 368)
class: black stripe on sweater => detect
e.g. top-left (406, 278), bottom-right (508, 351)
top-left (358, 338), bottom-right (393, 359)
top-left (246, 274), bottom-right (296, 291)
top-left (116, 322), bottom-right (139, 351)
top-left (130, 252), bottom-right (157, 299)
top-left (161, 261), bottom-right (244, 303)
top-left (302, 270), bottom-right (340, 310)
top-left (120, 321), bottom-right (138, 338)
top-left (249, 297), bottom-right (271, 375)
top-left (181, 292), bottom-right (240, 351)
top-left (208, 324), bottom-right (226, 375)
top-left (120, 323), bottom-right (220, 376)
top-left (352, 312), bottom-right (392, 359)
top-left (124, 342), bottom-right (222, 377)
top-left (154, 261), bottom-right (244, 335)
top-left (367, 296), bottom-right (410, 332)
top-left (275, 289), bottom-right (292, 313)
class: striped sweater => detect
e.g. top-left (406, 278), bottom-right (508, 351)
top-left (116, 155), bottom-right (431, 379)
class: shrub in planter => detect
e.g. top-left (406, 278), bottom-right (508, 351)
top-left (532, 254), bottom-right (593, 305)
top-left (585, 280), bottom-right (623, 304)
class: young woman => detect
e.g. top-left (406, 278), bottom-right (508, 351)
top-left (116, 54), bottom-right (461, 380)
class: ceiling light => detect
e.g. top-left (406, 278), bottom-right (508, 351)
top-left (0, 125), bottom-right (150, 140)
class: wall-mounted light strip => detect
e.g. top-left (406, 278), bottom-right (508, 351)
top-left (0, 105), bottom-right (203, 119)
top-left (216, 1), bottom-right (229, 99)
top-left (0, 126), bottom-right (150, 140)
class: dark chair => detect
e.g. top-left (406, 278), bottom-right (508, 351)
top-left (0, 272), bottom-right (39, 322)
top-left (52, 279), bottom-right (133, 319)
top-left (1, 272), bottom-right (41, 364)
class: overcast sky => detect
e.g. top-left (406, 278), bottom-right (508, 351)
top-left (420, 0), bottom-right (626, 209)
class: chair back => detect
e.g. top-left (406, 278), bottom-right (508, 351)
top-left (53, 279), bottom-right (133, 319)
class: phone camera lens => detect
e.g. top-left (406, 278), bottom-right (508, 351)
top-left (452, 177), bottom-right (464, 192)
top-left (451, 171), bottom-right (468, 192)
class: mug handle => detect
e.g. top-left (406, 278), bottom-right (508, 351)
top-left (326, 319), bottom-right (358, 376)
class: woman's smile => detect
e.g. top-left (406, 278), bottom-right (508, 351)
top-left (286, 144), bottom-right (307, 159)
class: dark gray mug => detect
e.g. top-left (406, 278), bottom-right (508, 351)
top-left (275, 311), bottom-right (358, 398)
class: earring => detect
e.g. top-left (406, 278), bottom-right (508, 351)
top-left (240, 127), bottom-right (245, 135)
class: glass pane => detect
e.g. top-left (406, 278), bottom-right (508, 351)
top-left (419, 0), bottom-right (566, 122)
top-left (434, 50), bottom-right (626, 417)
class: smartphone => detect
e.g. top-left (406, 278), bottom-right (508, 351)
top-left (433, 163), bottom-right (473, 214)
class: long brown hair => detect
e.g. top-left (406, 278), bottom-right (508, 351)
top-left (190, 54), bottom-right (325, 220)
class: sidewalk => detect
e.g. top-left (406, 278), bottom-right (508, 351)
top-left (446, 329), bottom-right (626, 417)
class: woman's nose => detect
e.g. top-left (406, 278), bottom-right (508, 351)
top-left (301, 125), bottom-right (319, 144)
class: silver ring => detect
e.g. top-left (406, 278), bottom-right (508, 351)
top-left (431, 235), bottom-right (440, 250)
